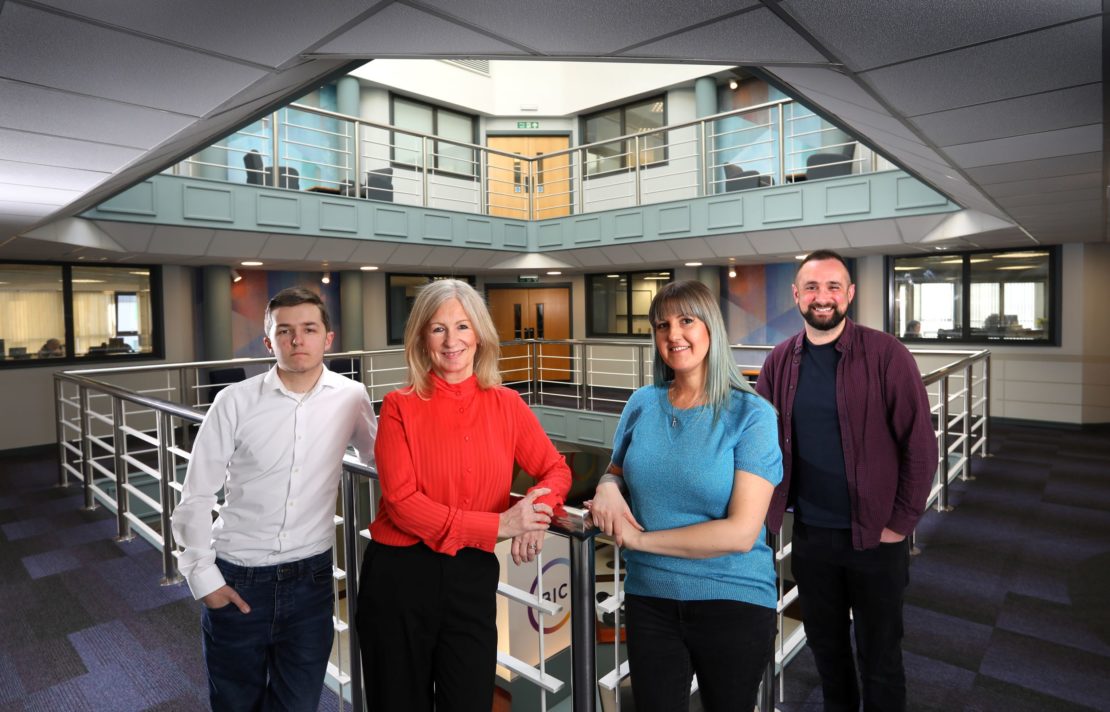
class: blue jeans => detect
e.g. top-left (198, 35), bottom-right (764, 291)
top-left (625, 593), bottom-right (776, 712)
top-left (201, 550), bottom-right (335, 712)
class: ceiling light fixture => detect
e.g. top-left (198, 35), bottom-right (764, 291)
top-left (728, 79), bottom-right (739, 90)
top-left (685, 262), bottom-right (702, 267)
top-left (231, 269), bottom-right (242, 283)
top-left (241, 260), bottom-right (263, 266)
top-left (546, 271), bottom-right (562, 275)
top-left (321, 272), bottom-right (331, 285)
top-left (728, 268), bottom-right (737, 278)
top-left (360, 265), bottom-right (379, 271)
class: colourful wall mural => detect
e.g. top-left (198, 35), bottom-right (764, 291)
top-left (229, 271), bottom-right (342, 358)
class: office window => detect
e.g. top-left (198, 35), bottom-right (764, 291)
top-left (390, 96), bottom-right (477, 177)
top-left (0, 263), bottom-right (161, 366)
top-left (587, 270), bottom-right (673, 337)
top-left (582, 96), bottom-right (667, 176)
top-left (889, 248), bottom-right (1056, 344)
top-left (386, 274), bottom-right (476, 345)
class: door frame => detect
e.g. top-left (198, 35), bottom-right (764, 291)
top-left (485, 132), bottom-right (574, 218)
top-left (484, 282), bottom-right (575, 341)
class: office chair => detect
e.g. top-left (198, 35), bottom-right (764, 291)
top-left (722, 163), bottom-right (771, 192)
top-left (805, 151), bottom-right (853, 180)
top-left (243, 150), bottom-right (265, 185)
top-left (365, 168), bottom-right (394, 202)
top-left (327, 357), bottom-right (362, 383)
top-left (207, 367), bottom-right (247, 402)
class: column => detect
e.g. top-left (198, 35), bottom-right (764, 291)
top-left (337, 76), bottom-right (362, 187)
top-left (694, 76), bottom-right (719, 195)
top-left (202, 266), bottom-right (233, 360)
top-left (340, 270), bottom-right (364, 351)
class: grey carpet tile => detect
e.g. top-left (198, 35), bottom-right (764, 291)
top-left (10, 635), bottom-right (86, 696)
top-left (966, 672), bottom-right (1108, 712)
top-left (996, 590), bottom-right (1110, 658)
top-left (978, 627), bottom-right (1110, 710)
top-left (902, 603), bottom-right (993, 672)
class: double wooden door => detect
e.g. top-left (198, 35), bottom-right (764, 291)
top-left (487, 286), bottom-right (571, 383)
top-left (487, 136), bottom-right (571, 219)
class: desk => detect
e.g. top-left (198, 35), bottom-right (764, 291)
top-left (306, 185), bottom-right (341, 194)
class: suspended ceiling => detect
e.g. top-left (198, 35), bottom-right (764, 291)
top-left (0, 0), bottom-right (1103, 272)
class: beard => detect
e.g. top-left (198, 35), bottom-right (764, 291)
top-left (800, 303), bottom-right (847, 331)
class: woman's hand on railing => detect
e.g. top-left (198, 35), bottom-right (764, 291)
top-left (498, 487), bottom-right (553, 541)
top-left (511, 529), bottom-right (545, 566)
top-left (586, 481), bottom-right (642, 547)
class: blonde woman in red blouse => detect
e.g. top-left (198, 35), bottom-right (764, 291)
top-left (356, 279), bottom-right (571, 711)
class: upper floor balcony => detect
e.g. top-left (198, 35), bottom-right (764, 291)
top-left (166, 98), bottom-right (897, 221)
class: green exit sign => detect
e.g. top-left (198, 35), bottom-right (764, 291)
top-left (516, 121), bottom-right (540, 129)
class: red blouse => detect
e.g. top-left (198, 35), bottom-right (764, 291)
top-left (369, 373), bottom-right (571, 555)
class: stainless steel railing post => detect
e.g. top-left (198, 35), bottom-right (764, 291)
top-left (341, 468), bottom-right (364, 712)
top-left (54, 376), bottom-right (68, 487)
top-left (982, 354), bottom-right (992, 456)
top-left (936, 377), bottom-right (952, 512)
top-left (961, 363), bottom-right (973, 481)
top-left (421, 136), bottom-right (431, 207)
top-left (111, 397), bottom-right (134, 542)
top-left (156, 410), bottom-right (184, 585)
top-left (270, 110), bottom-right (281, 187)
top-left (568, 533), bottom-right (598, 712)
top-left (633, 135), bottom-right (642, 206)
top-left (80, 385), bottom-right (96, 511)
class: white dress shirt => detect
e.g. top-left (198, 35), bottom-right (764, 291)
top-left (171, 366), bottom-right (377, 600)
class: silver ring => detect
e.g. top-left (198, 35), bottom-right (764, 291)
top-left (528, 544), bottom-right (537, 551)
top-left (532, 503), bottom-right (539, 513)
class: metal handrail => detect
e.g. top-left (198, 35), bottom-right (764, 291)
top-left (52, 340), bottom-right (990, 712)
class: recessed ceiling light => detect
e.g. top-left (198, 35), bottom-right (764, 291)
top-left (607, 274), bottom-right (620, 278)
top-left (684, 262), bottom-right (702, 267)
top-left (241, 260), bottom-right (263, 266)
top-left (360, 265), bottom-right (379, 271)
top-left (794, 254), bottom-right (806, 260)
top-left (72, 279), bottom-right (105, 284)
top-left (728, 269), bottom-right (737, 278)
top-left (546, 271), bottom-right (562, 275)
top-left (128, 270), bottom-right (149, 276)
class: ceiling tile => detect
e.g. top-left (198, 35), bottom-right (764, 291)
top-left (0, 128), bottom-right (143, 173)
top-left (748, 229), bottom-right (800, 255)
top-left (415, 0), bottom-right (756, 56)
top-left (306, 239), bottom-right (359, 263)
top-left (981, 172), bottom-right (1101, 199)
top-left (893, 214), bottom-right (950, 243)
top-left (631, 242), bottom-right (679, 263)
top-left (316, 4), bottom-right (527, 57)
top-left (599, 244), bottom-right (643, 264)
top-left (0, 160), bottom-right (107, 193)
top-left (666, 237), bottom-right (716, 260)
top-left (567, 248), bottom-right (612, 267)
top-left (0, 3), bottom-right (267, 116)
top-left (261, 234), bottom-right (316, 260)
top-left (967, 152), bottom-right (1101, 185)
top-left (782, 0), bottom-right (1099, 71)
top-left (996, 188), bottom-right (1103, 209)
top-left (621, 8), bottom-right (825, 63)
top-left (452, 248), bottom-right (498, 269)
top-left (841, 220), bottom-right (901, 248)
top-left (93, 221), bottom-right (155, 253)
top-left (945, 124), bottom-right (1101, 168)
top-left (788, 224), bottom-right (848, 252)
top-left (349, 242), bottom-right (399, 264)
top-left (205, 230), bottom-right (270, 258)
top-left (34, 0), bottom-right (378, 68)
top-left (860, 18), bottom-right (1100, 117)
top-left (148, 226), bottom-right (214, 256)
top-left (388, 244), bottom-right (434, 266)
top-left (912, 84), bottom-right (1101, 147)
top-left (704, 234), bottom-right (756, 257)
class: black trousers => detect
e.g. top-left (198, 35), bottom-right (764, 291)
top-left (355, 541), bottom-right (500, 712)
top-left (791, 522), bottom-right (910, 712)
top-left (625, 594), bottom-right (776, 712)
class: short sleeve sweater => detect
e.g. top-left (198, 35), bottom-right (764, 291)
top-left (610, 384), bottom-right (783, 608)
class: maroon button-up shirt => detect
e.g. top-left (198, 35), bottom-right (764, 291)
top-left (755, 319), bottom-right (938, 550)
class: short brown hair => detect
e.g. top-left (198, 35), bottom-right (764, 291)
top-left (264, 287), bottom-right (330, 334)
top-left (797, 249), bottom-right (852, 283)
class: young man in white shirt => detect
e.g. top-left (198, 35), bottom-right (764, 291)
top-left (171, 287), bottom-right (377, 711)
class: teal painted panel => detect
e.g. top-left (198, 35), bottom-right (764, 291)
top-left (658, 205), bottom-right (691, 235)
top-left (319, 200), bottom-right (357, 233)
top-left (256, 194), bottom-right (301, 228)
top-left (424, 214), bottom-right (452, 242)
top-left (707, 198), bottom-right (744, 229)
top-left (895, 176), bottom-right (949, 209)
top-left (539, 410), bottom-right (569, 440)
top-left (98, 181), bottom-right (155, 216)
top-left (825, 181), bottom-right (870, 217)
top-left (574, 217), bottom-right (601, 244)
top-left (763, 191), bottom-right (802, 224)
top-left (466, 218), bottom-right (493, 245)
top-left (538, 223), bottom-right (563, 247)
top-left (613, 212), bottom-right (643, 239)
top-left (183, 185), bottom-right (234, 223)
top-left (578, 415), bottom-right (608, 445)
top-left (504, 223), bottom-right (528, 248)
top-left (374, 207), bottom-right (408, 237)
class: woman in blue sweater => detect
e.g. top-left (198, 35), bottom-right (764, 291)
top-left (589, 280), bottom-right (782, 712)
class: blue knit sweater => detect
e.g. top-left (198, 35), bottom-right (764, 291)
top-left (611, 384), bottom-right (783, 608)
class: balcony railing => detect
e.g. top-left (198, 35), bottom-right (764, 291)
top-left (170, 99), bottom-right (894, 221)
top-left (53, 340), bottom-right (987, 712)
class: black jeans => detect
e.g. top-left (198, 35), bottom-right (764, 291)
top-left (356, 541), bottom-right (500, 712)
top-left (625, 593), bottom-right (776, 712)
top-left (791, 522), bottom-right (911, 712)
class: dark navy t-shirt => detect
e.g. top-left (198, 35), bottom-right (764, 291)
top-left (791, 338), bottom-right (852, 528)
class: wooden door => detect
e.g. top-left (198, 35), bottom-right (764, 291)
top-left (487, 285), bottom-right (571, 383)
top-left (487, 136), bottom-right (571, 219)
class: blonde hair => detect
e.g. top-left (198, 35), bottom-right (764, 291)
top-left (403, 279), bottom-right (502, 398)
top-left (648, 279), bottom-right (759, 422)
